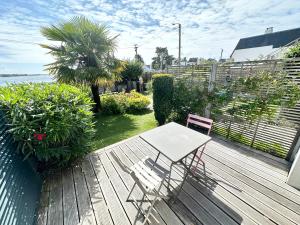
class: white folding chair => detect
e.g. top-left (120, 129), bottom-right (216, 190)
top-left (126, 156), bottom-right (169, 224)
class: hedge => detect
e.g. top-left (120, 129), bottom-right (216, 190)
top-left (152, 74), bottom-right (174, 125)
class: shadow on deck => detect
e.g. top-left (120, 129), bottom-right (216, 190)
top-left (37, 136), bottom-right (300, 225)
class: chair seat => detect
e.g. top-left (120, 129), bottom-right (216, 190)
top-left (130, 157), bottom-right (168, 193)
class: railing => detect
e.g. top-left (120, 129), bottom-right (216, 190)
top-left (167, 58), bottom-right (300, 160)
top-left (0, 113), bottom-right (42, 225)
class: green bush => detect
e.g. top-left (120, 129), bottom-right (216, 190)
top-left (101, 94), bottom-right (127, 114)
top-left (0, 83), bottom-right (95, 166)
top-left (285, 43), bottom-right (300, 58)
top-left (168, 77), bottom-right (208, 124)
top-left (152, 74), bottom-right (174, 125)
top-left (126, 90), bottom-right (150, 112)
top-left (101, 90), bottom-right (150, 114)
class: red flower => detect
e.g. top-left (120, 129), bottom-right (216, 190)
top-left (34, 133), bottom-right (46, 141)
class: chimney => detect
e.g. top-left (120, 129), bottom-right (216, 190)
top-left (265, 27), bottom-right (273, 34)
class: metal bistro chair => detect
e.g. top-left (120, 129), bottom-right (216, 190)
top-left (186, 114), bottom-right (213, 174)
top-left (126, 157), bottom-right (169, 224)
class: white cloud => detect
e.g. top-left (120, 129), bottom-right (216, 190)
top-left (0, 0), bottom-right (300, 73)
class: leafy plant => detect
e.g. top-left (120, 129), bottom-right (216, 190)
top-left (0, 83), bottom-right (95, 167)
top-left (167, 77), bottom-right (209, 124)
top-left (121, 60), bottom-right (143, 81)
top-left (120, 60), bottom-right (143, 91)
top-left (126, 90), bottom-right (150, 112)
top-left (152, 74), bottom-right (174, 125)
top-left (101, 94), bottom-right (127, 114)
top-left (40, 16), bottom-right (123, 112)
top-left (285, 43), bottom-right (300, 58)
top-left (220, 70), bottom-right (300, 147)
top-left (101, 90), bottom-right (150, 114)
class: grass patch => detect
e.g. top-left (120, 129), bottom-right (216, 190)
top-left (90, 110), bottom-right (157, 151)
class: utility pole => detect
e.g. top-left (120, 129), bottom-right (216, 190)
top-left (220, 48), bottom-right (223, 61)
top-left (172, 23), bottom-right (181, 70)
top-left (134, 44), bottom-right (138, 57)
top-left (179, 23), bottom-right (181, 67)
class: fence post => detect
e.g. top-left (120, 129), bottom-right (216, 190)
top-left (205, 63), bottom-right (217, 118)
top-left (250, 116), bottom-right (261, 147)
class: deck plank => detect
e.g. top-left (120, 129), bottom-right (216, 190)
top-left (36, 178), bottom-right (49, 225)
top-left (72, 164), bottom-right (97, 225)
top-left (205, 150), bottom-right (300, 207)
top-left (90, 153), bottom-right (131, 225)
top-left (81, 157), bottom-right (113, 225)
top-left (200, 159), bottom-right (296, 225)
top-left (206, 146), bottom-right (299, 195)
top-left (207, 140), bottom-right (289, 176)
top-left (47, 171), bottom-right (63, 225)
top-left (203, 154), bottom-right (300, 221)
top-left (212, 136), bottom-right (290, 168)
top-left (62, 168), bottom-right (79, 225)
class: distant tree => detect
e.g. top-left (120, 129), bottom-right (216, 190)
top-left (285, 43), bottom-right (300, 58)
top-left (151, 47), bottom-right (175, 70)
top-left (121, 60), bottom-right (143, 91)
top-left (207, 58), bottom-right (217, 62)
top-left (135, 54), bottom-right (144, 64)
top-left (121, 60), bottom-right (143, 81)
top-left (40, 16), bottom-right (122, 112)
top-left (188, 57), bottom-right (198, 63)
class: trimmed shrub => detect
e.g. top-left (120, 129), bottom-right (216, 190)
top-left (152, 74), bottom-right (174, 125)
top-left (101, 90), bottom-right (150, 114)
top-left (126, 90), bottom-right (150, 112)
top-left (0, 83), bottom-right (95, 167)
top-left (101, 94), bottom-right (127, 114)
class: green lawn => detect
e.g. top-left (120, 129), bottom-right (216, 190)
top-left (90, 110), bottom-right (157, 151)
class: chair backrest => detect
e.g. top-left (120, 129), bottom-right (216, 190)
top-left (186, 114), bottom-right (213, 135)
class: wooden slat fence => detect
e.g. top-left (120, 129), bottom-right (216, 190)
top-left (167, 58), bottom-right (300, 159)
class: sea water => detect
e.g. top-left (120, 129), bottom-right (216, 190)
top-left (0, 74), bottom-right (54, 86)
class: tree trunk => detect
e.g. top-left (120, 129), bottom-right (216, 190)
top-left (126, 80), bottom-right (131, 93)
top-left (91, 84), bottom-right (101, 112)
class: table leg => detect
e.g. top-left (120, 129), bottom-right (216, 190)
top-left (167, 162), bottom-right (174, 191)
top-left (171, 150), bottom-right (198, 203)
top-left (154, 152), bottom-right (160, 163)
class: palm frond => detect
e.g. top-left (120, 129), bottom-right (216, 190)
top-left (40, 16), bottom-right (120, 86)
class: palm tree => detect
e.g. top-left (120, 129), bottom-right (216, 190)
top-left (40, 16), bottom-right (120, 112)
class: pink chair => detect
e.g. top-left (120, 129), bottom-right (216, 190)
top-left (186, 114), bottom-right (213, 174)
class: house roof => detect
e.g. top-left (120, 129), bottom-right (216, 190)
top-left (234, 27), bottom-right (300, 50)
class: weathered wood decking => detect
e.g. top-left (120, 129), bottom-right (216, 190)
top-left (37, 136), bottom-right (300, 225)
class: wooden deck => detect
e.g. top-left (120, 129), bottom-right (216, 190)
top-left (37, 135), bottom-right (300, 225)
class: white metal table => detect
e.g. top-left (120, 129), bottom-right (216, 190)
top-left (140, 122), bottom-right (211, 200)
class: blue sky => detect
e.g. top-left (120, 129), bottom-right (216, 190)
top-left (0, 0), bottom-right (300, 74)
